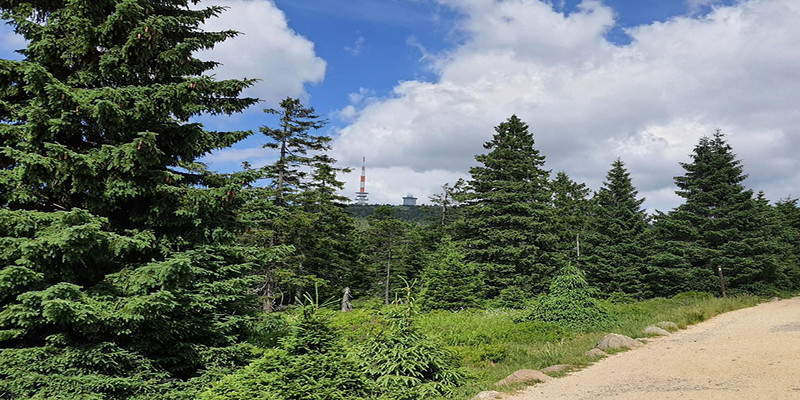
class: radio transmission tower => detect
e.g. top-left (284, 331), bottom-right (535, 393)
top-left (354, 156), bottom-right (369, 205)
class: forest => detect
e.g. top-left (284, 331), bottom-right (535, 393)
top-left (0, 1), bottom-right (798, 399)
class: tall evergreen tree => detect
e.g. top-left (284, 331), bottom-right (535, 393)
top-left (774, 198), bottom-right (800, 290)
top-left (255, 98), bottom-right (357, 307)
top-left (260, 97), bottom-right (328, 206)
top-left (0, 2), bottom-right (268, 398)
top-left (362, 206), bottom-right (413, 304)
top-left (647, 131), bottom-right (782, 296)
top-left (455, 115), bottom-right (560, 297)
top-left (583, 159), bottom-right (650, 297)
top-left (550, 171), bottom-right (591, 261)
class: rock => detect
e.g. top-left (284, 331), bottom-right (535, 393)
top-left (595, 333), bottom-right (643, 350)
top-left (472, 390), bottom-right (505, 400)
top-left (584, 348), bottom-right (608, 357)
top-left (541, 364), bottom-right (571, 374)
top-left (771, 297), bottom-right (780, 302)
top-left (495, 369), bottom-right (552, 386)
top-left (656, 321), bottom-right (679, 332)
top-left (643, 325), bottom-right (671, 336)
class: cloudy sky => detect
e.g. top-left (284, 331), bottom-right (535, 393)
top-left (2, 0), bottom-right (798, 212)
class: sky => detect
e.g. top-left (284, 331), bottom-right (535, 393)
top-left (2, 0), bottom-right (799, 212)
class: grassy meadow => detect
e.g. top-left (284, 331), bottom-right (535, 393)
top-left (329, 293), bottom-right (762, 399)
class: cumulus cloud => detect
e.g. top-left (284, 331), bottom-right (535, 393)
top-left (197, 0), bottom-right (326, 105)
top-left (332, 0), bottom-right (800, 210)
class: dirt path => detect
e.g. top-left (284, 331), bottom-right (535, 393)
top-left (508, 297), bottom-right (800, 400)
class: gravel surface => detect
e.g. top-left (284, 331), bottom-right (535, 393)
top-left (508, 297), bottom-right (800, 400)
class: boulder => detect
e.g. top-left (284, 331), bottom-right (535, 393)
top-left (472, 390), bottom-right (506, 400)
top-left (495, 369), bottom-right (552, 386)
top-left (541, 364), bottom-right (571, 374)
top-left (656, 321), bottom-right (679, 332)
top-left (643, 325), bottom-right (671, 336)
top-left (771, 297), bottom-right (780, 302)
top-left (595, 333), bottom-right (643, 350)
top-left (584, 348), bottom-right (608, 357)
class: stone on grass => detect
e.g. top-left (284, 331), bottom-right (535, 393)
top-left (495, 369), bottom-right (552, 386)
top-left (643, 325), bottom-right (671, 336)
top-left (656, 321), bottom-right (679, 332)
top-left (584, 348), bottom-right (608, 357)
top-left (472, 390), bottom-right (506, 400)
top-left (596, 333), bottom-right (643, 350)
top-left (541, 364), bottom-right (571, 374)
top-left (771, 297), bottom-right (780, 302)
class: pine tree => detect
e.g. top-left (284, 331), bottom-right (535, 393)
top-left (455, 115), bottom-right (560, 297)
top-left (583, 159), bottom-right (650, 297)
top-left (260, 97), bottom-right (328, 206)
top-left (419, 238), bottom-right (484, 311)
top-left (647, 131), bottom-right (782, 296)
top-left (550, 171), bottom-right (591, 261)
top-left (362, 206), bottom-right (412, 304)
top-left (0, 2), bottom-right (267, 397)
top-left (774, 198), bottom-right (800, 290)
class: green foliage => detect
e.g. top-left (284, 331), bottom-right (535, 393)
top-left (583, 159), bottom-right (650, 297)
top-left (647, 131), bottom-right (788, 296)
top-left (419, 239), bottom-right (484, 311)
top-left (495, 286), bottom-right (528, 309)
top-left (526, 265), bottom-right (611, 331)
top-left (347, 204), bottom-right (437, 224)
top-left (550, 171), bottom-right (591, 260)
top-left (201, 304), bottom-right (372, 400)
top-left (0, 1), bottom-right (269, 397)
top-left (356, 294), bottom-right (466, 400)
top-left (455, 115), bottom-right (562, 297)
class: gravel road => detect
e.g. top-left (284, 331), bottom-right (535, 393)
top-left (508, 297), bottom-right (800, 400)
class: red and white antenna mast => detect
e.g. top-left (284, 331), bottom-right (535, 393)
top-left (354, 156), bottom-right (369, 205)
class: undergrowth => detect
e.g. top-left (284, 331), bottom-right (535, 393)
top-left (394, 293), bottom-right (759, 398)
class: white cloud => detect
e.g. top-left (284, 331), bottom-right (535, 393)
top-left (197, 0), bottom-right (326, 105)
top-left (332, 0), bottom-right (800, 211)
top-left (345, 36), bottom-right (366, 56)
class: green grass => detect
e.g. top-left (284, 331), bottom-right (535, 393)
top-left (329, 293), bottom-right (761, 399)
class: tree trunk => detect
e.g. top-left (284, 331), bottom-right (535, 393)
top-left (717, 265), bottom-right (727, 298)
top-left (261, 269), bottom-right (275, 312)
top-left (341, 287), bottom-right (353, 312)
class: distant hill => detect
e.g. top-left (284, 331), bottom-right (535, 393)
top-left (346, 204), bottom-right (437, 224)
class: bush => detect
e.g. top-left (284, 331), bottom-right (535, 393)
top-left (201, 305), bottom-right (372, 400)
top-left (419, 239), bottom-right (484, 311)
top-left (496, 286), bottom-right (528, 309)
top-left (357, 294), bottom-right (467, 400)
top-left (525, 265), bottom-right (612, 331)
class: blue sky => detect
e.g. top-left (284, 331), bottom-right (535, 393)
top-left (3, 0), bottom-right (798, 211)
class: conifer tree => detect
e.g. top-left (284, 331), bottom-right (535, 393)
top-left (260, 97), bottom-right (328, 206)
top-left (583, 159), bottom-right (650, 297)
top-left (774, 198), bottom-right (800, 290)
top-left (254, 98), bottom-right (358, 306)
top-left (550, 171), bottom-right (591, 261)
top-left (0, 1), bottom-right (268, 397)
top-left (419, 238), bottom-right (483, 311)
top-left (647, 131), bottom-right (782, 296)
top-left (455, 115), bottom-right (561, 297)
top-left (362, 206), bottom-right (412, 304)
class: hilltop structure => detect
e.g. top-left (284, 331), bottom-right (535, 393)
top-left (354, 156), bottom-right (369, 205)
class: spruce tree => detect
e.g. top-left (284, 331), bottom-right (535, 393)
top-left (774, 198), bottom-right (800, 290)
top-left (550, 171), bottom-right (591, 261)
top-left (647, 131), bottom-right (782, 296)
top-left (419, 238), bottom-right (483, 311)
top-left (583, 159), bottom-right (650, 297)
top-left (455, 115), bottom-right (560, 297)
top-left (0, 2), bottom-right (266, 398)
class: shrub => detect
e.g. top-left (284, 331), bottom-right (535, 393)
top-left (201, 305), bottom-right (372, 400)
top-left (357, 293), bottom-right (467, 400)
top-left (525, 265), bottom-right (612, 331)
top-left (419, 239), bottom-right (484, 311)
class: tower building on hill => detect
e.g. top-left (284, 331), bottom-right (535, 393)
top-left (354, 156), bottom-right (369, 205)
top-left (402, 194), bottom-right (417, 206)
